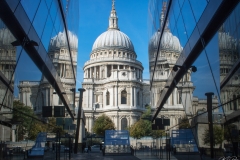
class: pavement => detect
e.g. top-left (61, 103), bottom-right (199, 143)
top-left (5, 150), bottom-right (225, 160)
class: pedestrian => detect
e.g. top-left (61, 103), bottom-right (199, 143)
top-left (82, 144), bottom-right (85, 153)
top-left (87, 145), bottom-right (91, 153)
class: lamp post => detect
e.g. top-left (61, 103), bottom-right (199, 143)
top-left (74, 88), bottom-right (85, 154)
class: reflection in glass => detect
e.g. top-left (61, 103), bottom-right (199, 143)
top-left (0, 20), bottom-right (16, 141)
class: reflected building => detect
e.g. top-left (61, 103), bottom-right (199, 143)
top-left (219, 26), bottom-right (240, 114)
top-left (82, 2), bottom-right (150, 132)
top-left (18, 30), bottom-right (78, 116)
top-left (0, 0), bottom-right (81, 145)
top-left (0, 22), bottom-right (16, 141)
top-left (149, 3), bottom-right (195, 129)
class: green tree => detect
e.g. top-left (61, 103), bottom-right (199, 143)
top-left (92, 114), bottom-right (115, 136)
top-left (178, 116), bottom-right (190, 129)
top-left (151, 130), bottom-right (165, 139)
top-left (129, 119), bottom-right (151, 139)
top-left (12, 100), bottom-right (43, 140)
top-left (224, 124), bottom-right (238, 142)
top-left (129, 106), bottom-right (165, 139)
top-left (203, 125), bottom-right (224, 148)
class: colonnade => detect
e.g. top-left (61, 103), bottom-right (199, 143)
top-left (83, 85), bottom-right (143, 109)
top-left (91, 50), bottom-right (136, 60)
top-left (84, 64), bottom-right (142, 80)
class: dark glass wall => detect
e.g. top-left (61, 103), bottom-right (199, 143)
top-left (148, 0), bottom-right (240, 158)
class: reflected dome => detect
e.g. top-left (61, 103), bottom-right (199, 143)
top-left (49, 30), bottom-right (78, 51)
top-left (218, 31), bottom-right (237, 51)
top-left (0, 28), bottom-right (16, 46)
top-left (149, 30), bottom-right (182, 53)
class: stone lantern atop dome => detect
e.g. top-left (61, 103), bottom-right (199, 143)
top-left (90, 0), bottom-right (137, 59)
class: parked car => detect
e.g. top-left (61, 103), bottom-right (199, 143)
top-left (91, 145), bottom-right (101, 152)
top-left (84, 145), bottom-right (101, 153)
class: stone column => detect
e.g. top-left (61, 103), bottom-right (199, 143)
top-left (89, 88), bottom-right (93, 109)
top-left (115, 85), bottom-right (118, 107)
top-left (85, 89), bottom-right (89, 108)
top-left (113, 115), bottom-right (117, 129)
top-left (130, 86), bottom-right (133, 107)
top-left (11, 126), bottom-right (16, 142)
top-left (64, 64), bottom-right (66, 77)
top-left (90, 67), bottom-right (92, 78)
top-left (86, 117), bottom-right (89, 132)
top-left (116, 113), bottom-right (119, 130)
top-left (89, 116), bottom-right (93, 133)
top-left (94, 66), bottom-right (96, 78)
top-left (105, 65), bottom-right (107, 78)
top-left (99, 66), bottom-right (102, 79)
top-left (134, 87), bottom-right (137, 107)
top-left (112, 86), bottom-right (114, 106)
top-left (174, 88), bottom-right (177, 105)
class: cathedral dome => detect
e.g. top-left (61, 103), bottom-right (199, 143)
top-left (0, 28), bottom-right (16, 46)
top-left (149, 30), bottom-right (182, 53)
top-left (218, 31), bottom-right (237, 51)
top-left (91, 2), bottom-right (135, 53)
top-left (49, 30), bottom-right (78, 51)
top-left (92, 29), bottom-right (134, 52)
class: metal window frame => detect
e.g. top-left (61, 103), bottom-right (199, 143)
top-left (0, 0), bottom-right (74, 119)
top-left (151, 0), bottom-right (239, 122)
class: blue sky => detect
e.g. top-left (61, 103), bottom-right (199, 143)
top-left (76, 0), bottom-right (220, 99)
top-left (77, 0), bottom-right (150, 87)
top-left (12, 0), bottom-right (220, 101)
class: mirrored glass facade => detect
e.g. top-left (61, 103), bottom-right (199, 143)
top-left (0, 0), bottom-right (81, 158)
top-left (149, 0), bottom-right (240, 158)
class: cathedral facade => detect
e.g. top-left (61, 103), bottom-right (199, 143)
top-left (17, 2), bottom-right (212, 137)
top-left (82, 3), bottom-right (149, 132)
top-left (82, 2), bottom-right (195, 132)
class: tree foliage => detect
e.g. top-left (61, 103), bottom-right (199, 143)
top-left (92, 114), bottom-right (115, 136)
top-left (203, 125), bottom-right (224, 147)
top-left (47, 117), bottom-right (65, 136)
top-left (129, 106), bottom-right (165, 139)
top-left (129, 119), bottom-right (151, 139)
top-left (224, 124), bottom-right (239, 142)
top-left (178, 116), bottom-right (190, 129)
top-left (12, 100), bottom-right (44, 140)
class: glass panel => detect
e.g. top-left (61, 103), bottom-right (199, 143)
top-left (188, 0), bottom-right (207, 24)
top-left (181, 0), bottom-right (196, 41)
top-left (50, 0), bottom-right (58, 22)
top-left (6, 0), bottom-right (20, 13)
top-left (44, 0), bottom-right (53, 9)
top-left (192, 33), bottom-right (220, 100)
top-left (20, 0), bottom-right (41, 22)
top-left (32, 0), bottom-right (48, 38)
top-left (41, 15), bottom-right (54, 51)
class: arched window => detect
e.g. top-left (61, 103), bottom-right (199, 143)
top-left (121, 118), bottom-right (128, 130)
top-left (121, 90), bottom-right (127, 104)
top-left (106, 91), bottom-right (110, 105)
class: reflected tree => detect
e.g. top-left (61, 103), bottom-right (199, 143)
top-left (178, 116), bottom-right (190, 129)
top-left (203, 125), bottom-right (224, 148)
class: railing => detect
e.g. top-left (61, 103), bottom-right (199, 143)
top-left (0, 56), bottom-right (16, 61)
top-left (19, 81), bottom-right (40, 85)
top-left (52, 55), bottom-right (77, 62)
top-left (60, 78), bottom-right (75, 83)
top-left (83, 77), bottom-right (142, 83)
top-left (84, 57), bottom-right (142, 66)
